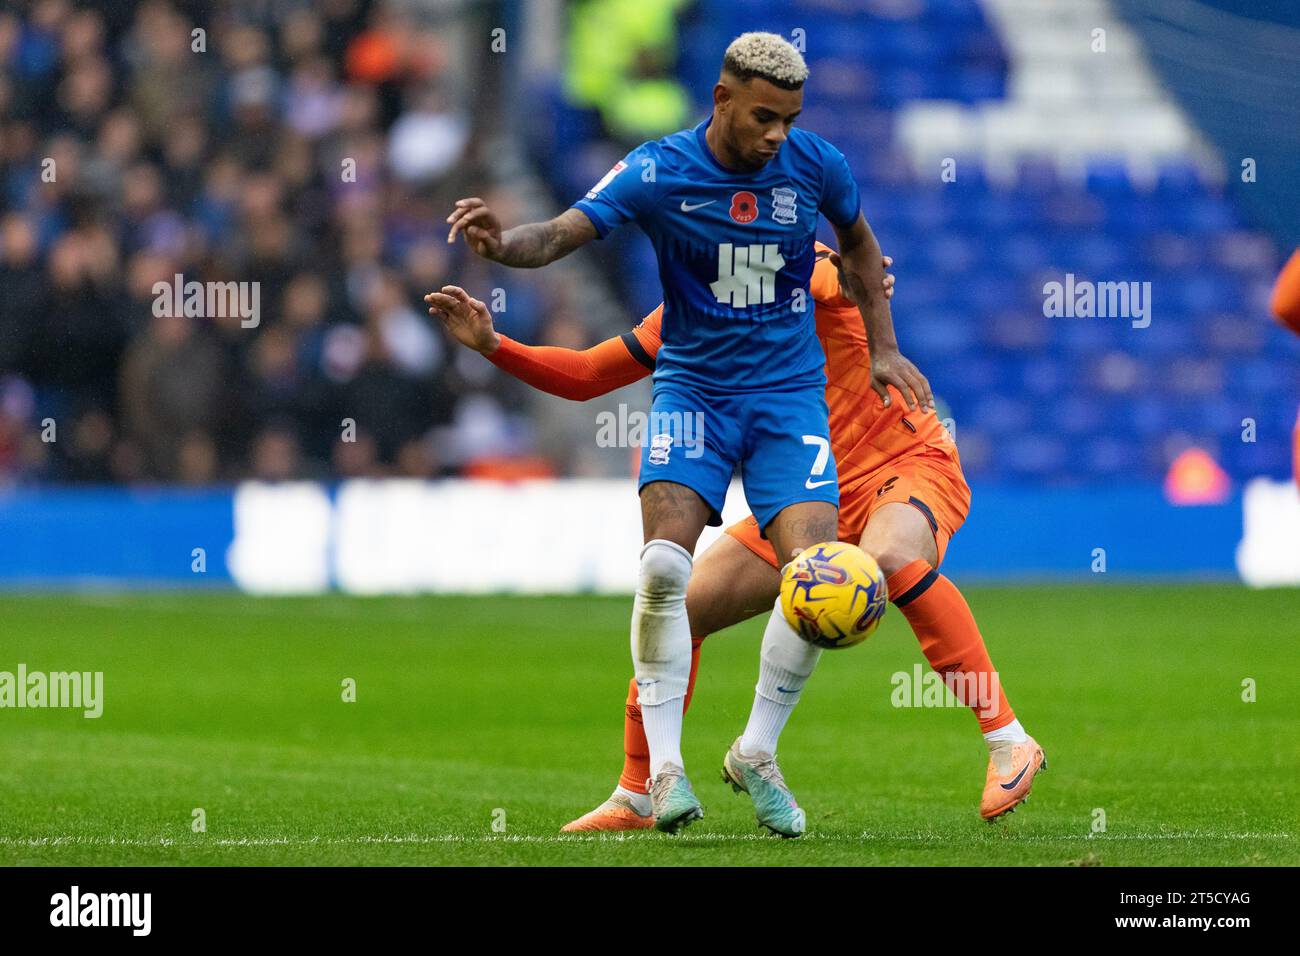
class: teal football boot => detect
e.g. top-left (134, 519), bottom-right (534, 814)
top-left (721, 737), bottom-right (806, 838)
top-left (648, 764), bottom-right (704, 835)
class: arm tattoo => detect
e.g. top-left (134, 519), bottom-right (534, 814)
top-left (498, 209), bottom-right (595, 267)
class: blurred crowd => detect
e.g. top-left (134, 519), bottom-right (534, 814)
top-left (0, 0), bottom-right (598, 486)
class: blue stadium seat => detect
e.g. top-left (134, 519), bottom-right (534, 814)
top-left (537, 0), bottom-right (1295, 483)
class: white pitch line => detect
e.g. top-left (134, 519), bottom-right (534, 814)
top-left (0, 834), bottom-right (802, 848)
top-left (0, 831), bottom-right (1292, 849)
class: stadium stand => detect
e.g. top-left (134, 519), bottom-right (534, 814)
top-left (2, 0), bottom-right (1297, 490)
top-left (529, 0), bottom-right (1299, 484)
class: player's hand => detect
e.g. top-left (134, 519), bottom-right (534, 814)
top-left (424, 285), bottom-right (501, 355)
top-left (446, 198), bottom-right (504, 260)
top-left (829, 251), bottom-right (895, 299)
top-left (870, 348), bottom-right (934, 412)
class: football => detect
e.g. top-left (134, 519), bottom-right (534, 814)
top-left (780, 542), bottom-right (889, 649)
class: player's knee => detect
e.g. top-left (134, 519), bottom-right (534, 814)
top-left (870, 542), bottom-right (926, 578)
top-left (637, 539), bottom-right (692, 607)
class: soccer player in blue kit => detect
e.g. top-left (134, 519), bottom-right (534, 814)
top-left (446, 33), bottom-right (932, 836)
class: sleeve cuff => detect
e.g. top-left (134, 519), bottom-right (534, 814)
top-left (486, 334), bottom-right (521, 366)
top-left (571, 202), bottom-right (610, 239)
top-left (830, 207), bottom-right (862, 230)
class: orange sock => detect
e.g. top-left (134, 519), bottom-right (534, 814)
top-left (886, 559), bottom-right (1014, 734)
top-left (619, 637), bottom-right (704, 794)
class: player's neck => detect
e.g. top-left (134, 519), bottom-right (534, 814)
top-left (704, 117), bottom-right (747, 173)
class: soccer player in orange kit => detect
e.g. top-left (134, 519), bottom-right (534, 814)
top-left (426, 243), bottom-right (1045, 829)
top-left (1269, 248), bottom-right (1300, 489)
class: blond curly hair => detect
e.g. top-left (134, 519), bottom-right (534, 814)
top-left (722, 32), bottom-right (809, 90)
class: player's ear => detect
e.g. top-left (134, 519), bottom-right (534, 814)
top-left (713, 80), bottom-right (731, 112)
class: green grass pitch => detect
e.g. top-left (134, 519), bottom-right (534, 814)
top-left (1, 585), bottom-right (1297, 866)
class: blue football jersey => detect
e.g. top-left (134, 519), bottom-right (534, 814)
top-left (573, 117), bottom-right (860, 393)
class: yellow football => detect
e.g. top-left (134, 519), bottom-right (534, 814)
top-left (779, 541), bottom-right (888, 649)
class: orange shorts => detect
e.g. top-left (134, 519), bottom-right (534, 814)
top-left (725, 446), bottom-right (971, 569)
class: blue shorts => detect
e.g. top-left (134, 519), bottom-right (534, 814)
top-left (637, 381), bottom-right (839, 533)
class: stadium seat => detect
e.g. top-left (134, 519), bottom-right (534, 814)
top-left (527, 0), bottom-right (1294, 484)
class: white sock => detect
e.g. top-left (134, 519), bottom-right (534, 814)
top-left (613, 785), bottom-right (652, 816)
top-left (740, 598), bottom-right (822, 756)
top-left (630, 539), bottom-right (694, 778)
top-left (641, 699), bottom-right (684, 779)
top-left (984, 718), bottom-right (1028, 746)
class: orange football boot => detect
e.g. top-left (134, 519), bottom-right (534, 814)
top-left (980, 736), bottom-right (1046, 821)
top-left (560, 794), bottom-right (654, 833)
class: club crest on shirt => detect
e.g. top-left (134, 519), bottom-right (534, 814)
top-left (771, 187), bottom-right (798, 225)
top-left (649, 433), bottom-right (674, 465)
